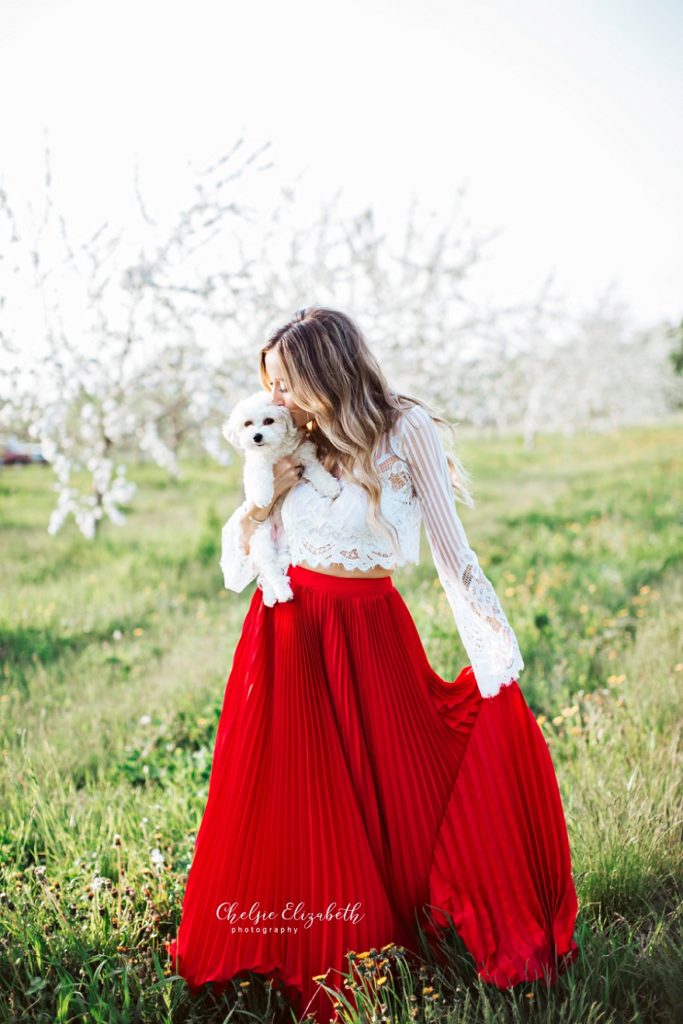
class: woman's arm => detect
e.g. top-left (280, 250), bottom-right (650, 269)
top-left (399, 403), bottom-right (524, 698)
top-left (219, 454), bottom-right (304, 592)
top-left (219, 498), bottom-right (274, 592)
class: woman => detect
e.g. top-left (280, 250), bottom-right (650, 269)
top-left (166, 307), bottom-right (579, 1020)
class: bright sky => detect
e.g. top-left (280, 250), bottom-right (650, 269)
top-left (1, 0), bottom-right (681, 344)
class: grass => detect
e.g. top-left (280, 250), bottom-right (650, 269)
top-left (0, 416), bottom-right (681, 1023)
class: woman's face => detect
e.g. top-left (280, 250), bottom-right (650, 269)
top-left (263, 349), bottom-right (312, 429)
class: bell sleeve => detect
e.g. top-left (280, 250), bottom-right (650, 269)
top-left (399, 404), bottom-right (524, 698)
top-left (219, 500), bottom-right (259, 592)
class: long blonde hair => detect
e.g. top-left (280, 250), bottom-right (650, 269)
top-left (259, 307), bottom-right (474, 553)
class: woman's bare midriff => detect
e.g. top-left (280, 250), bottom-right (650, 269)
top-left (296, 559), bottom-right (394, 579)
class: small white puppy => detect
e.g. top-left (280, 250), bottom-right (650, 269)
top-left (222, 390), bottom-right (341, 606)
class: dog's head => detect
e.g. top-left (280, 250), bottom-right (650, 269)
top-left (222, 390), bottom-right (300, 452)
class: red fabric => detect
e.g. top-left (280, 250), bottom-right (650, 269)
top-left (166, 565), bottom-right (578, 1020)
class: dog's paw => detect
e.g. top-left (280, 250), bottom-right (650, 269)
top-left (317, 475), bottom-right (342, 499)
top-left (274, 579), bottom-right (294, 603)
top-left (302, 460), bottom-right (342, 499)
top-left (259, 579), bottom-right (277, 607)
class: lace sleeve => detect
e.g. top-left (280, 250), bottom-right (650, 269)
top-left (398, 404), bottom-right (524, 698)
top-left (219, 500), bottom-right (258, 592)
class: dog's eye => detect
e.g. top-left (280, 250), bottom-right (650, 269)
top-left (263, 417), bottom-right (274, 425)
top-left (244, 420), bottom-right (253, 427)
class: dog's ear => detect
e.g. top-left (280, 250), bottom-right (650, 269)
top-left (270, 404), bottom-right (294, 426)
top-left (222, 407), bottom-right (244, 450)
top-left (271, 404), bottom-right (301, 442)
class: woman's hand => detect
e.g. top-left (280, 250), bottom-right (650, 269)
top-left (271, 454), bottom-right (304, 502)
top-left (240, 455), bottom-right (303, 557)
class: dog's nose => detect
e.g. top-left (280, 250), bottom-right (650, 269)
top-left (253, 433), bottom-right (263, 443)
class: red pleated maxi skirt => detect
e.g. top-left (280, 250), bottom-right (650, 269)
top-left (166, 564), bottom-right (579, 1020)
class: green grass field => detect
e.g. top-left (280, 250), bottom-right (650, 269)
top-left (1, 419), bottom-right (682, 1023)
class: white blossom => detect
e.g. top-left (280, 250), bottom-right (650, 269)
top-left (150, 848), bottom-right (165, 872)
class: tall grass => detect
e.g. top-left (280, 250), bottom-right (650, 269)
top-left (1, 418), bottom-right (681, 1023)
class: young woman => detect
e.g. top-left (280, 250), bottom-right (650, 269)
top-left (166, 307), bottom-right (579, 1020)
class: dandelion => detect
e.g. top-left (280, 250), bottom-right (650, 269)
top-left (150, 848), bottom-right (165, 872)
top-left (561, 705), bottom-right (579, 718)
top-left (133, 627), bottom-right (144, 636)
top-left (535, 715), bottom-right (547, 726)
top-left (112, 834), bottom-right (122, 848)
top-left (552, 715), bottom-right (564, 726)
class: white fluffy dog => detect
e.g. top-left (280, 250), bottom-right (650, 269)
top-left (222, 390), bottom-right (341, 606)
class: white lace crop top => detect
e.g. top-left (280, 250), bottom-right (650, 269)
top-left (220, 403), bottom-right (524, 698)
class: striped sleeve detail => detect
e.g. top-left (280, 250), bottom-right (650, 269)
top-left (399, 404), bottom-right (524, 698)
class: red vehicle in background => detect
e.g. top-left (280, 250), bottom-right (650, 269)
top-left (1, 438), bottom-right (48, 466)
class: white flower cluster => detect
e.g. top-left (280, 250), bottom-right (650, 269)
top-left (47, 459), bottom-right (137, 540)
